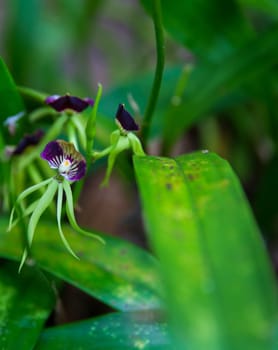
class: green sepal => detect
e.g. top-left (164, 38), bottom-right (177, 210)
top-left (71, 114), bottom-right (87, 150)
top-left (110, 130), bottom-right (121, 144)
top-left (27, 179), bottom-right (58, 247)
top-left (86, 83), bottom-right (102, 143)
top-left (8, 178), bottom-right (53, 232)
top-left (56, 183), bottom-right (79, 259)
top-left (18, 249), bottom-right (28, 273)
top-left (62, 180), bottom-right (105, 244)
top-left (127, 133), bottom-right (145, 156)
top-left (9, 199), bottom-right (39, 231)
top-left (101, 132), bottom-right (130, 186)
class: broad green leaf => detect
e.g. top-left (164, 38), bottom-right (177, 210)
top-left (36, 311), bottom-right (170, 350)
top-left (140, 0), bottom-right (252, 61)
top-left (162, 26), bottom-right (278, 151)
top-left (134, 152), bottom-right (278, 349)
top-left (0, 260), bottom-right (55, 350)
top-left (0, 217), bottom-right (161, 312)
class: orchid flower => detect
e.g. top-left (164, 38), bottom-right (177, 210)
top-left (44, 94), bottom-right (95, 150)
top-left (93, 104), bottom-right (145, 186)
top-left (8, 139), bottom-right (104, 271)
top-left (45, 94), bottom-right (94, 113)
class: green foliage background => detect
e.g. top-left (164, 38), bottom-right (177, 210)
top-left (0, 0), bottom-right (278, 349)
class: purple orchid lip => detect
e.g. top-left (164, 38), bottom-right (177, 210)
top-left (115, 104), bottom-right (139, 132)
top-left (45, 94), bottom-right (94, 113)
top-left (12, 129), bottom-right (44, 155)
top-left (41, 140), bottom-right (86, 181)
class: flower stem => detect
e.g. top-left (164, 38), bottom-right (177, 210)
top-left (141, 0), bottom-right (165, 147)
top-left (86, 83), bottom-right (102, 161)
top-left (17, 86), bottom-right (47, 104)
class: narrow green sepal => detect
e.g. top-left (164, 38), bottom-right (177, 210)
top-left (67, 119), bottom-right (79, 150)
top-left (9, 200), bottom-right (39, 231)
top-left (18, 249), bottom-right (28, 273)
top-left (57, 183), bottom-right (79, 259)
top-left (101, 135), bottom-right (130, 186)
top-left (27, 179), bottom-right (58, 247)
top-left (63, 181), bottom-right (105, 244)
top-left (127, 133), bottom-right (145, 156)
top-left (86, 83), bottom-right (102, 142)
top-left (71, 114), bottom-right (87, 150)
top-left (110, 130), bottom-right (121, 144)
top-left (8, 178), bottom-right (53, 232)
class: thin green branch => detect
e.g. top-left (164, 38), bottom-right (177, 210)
top-left (86, 83), bottom-right (103, 159)
top-left (17, 86), bottom-right (47, 104)
top-left (141, 0), bottom-right (165, 147)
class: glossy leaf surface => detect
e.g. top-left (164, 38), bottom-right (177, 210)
top-left (0, 261), bottom-right (55, 350)
top-left (0, 218), bottom-right (161, 312)
top-left (36, 311), bottom-right (169, 350)
top-left (134, 152), bottom-right (278, 349)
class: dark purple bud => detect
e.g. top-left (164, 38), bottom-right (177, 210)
top-left (45, 94), bottom-right (94, 113)
top-left (12, 130), bottom-right (44, 155)
top-left (41, 140), bottom-right (86, 182)
top-left (115, 104), bottom-right (139, 132)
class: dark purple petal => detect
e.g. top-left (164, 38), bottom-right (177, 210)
top-left (45, 95), bottom-right (60, 104)
top-left (41, 140), bottom-right (86, 181)
top-left (67, 160), bottom-right (86, 181)
top-left (45, 94), bottom-right (94, 112)
top-left (13, 130), bottom-right (44, 155)
top-left (83, 97), bottom-right (94, 106)
top-left (115, 104), bottom-right (139, 132)
top-left (40, 140), bottom-right (63, 167)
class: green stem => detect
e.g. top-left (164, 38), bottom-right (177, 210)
top-left (161, 64), bottom-right (192, 155)
top-left (92, 145), bottom-right (114, 160)
top-left (86, 83), bottom-right (102, 162)
top-left (67, 119), bottom-right (79, 150)
top-left (17, 86), bottom-right (47, 104)
top-left (29, 107), bottom-right (57, 123)
top-left (72, 84), bottom-right (103, 206)
top-left (141, 0), bottom-right (165, 147)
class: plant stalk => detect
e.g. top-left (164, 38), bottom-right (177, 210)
top-left (141, 0), bottom-right (165, 147)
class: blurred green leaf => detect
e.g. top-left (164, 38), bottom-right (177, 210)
top-left (0, 57), bottom-right (24, 123)
top-left (99, 66), bottom-right (182, 139)
top-left (0, 260), bottom-right (55, 350)
top-left (134, 152), bottom-right (278, 349)
top-left (238, 0), bottom-right (278, 17)
top-left (5, 0), bottom-right (43, 85)
top-left (255, 154), bottom-right (278, 236)
top-left (140, 0), bottom-right (252, 61)
top-left (0, 217), bottom-right (161, 312)
top-left (36, 311), bottom-right (169, 349)
top-left (162, 26), bottom-right (278, 151)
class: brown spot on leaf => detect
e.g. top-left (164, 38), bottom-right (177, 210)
top-left (166, 183), bottom-right (172, 190)
top-left (187, 173), bottom-right (198, 181)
